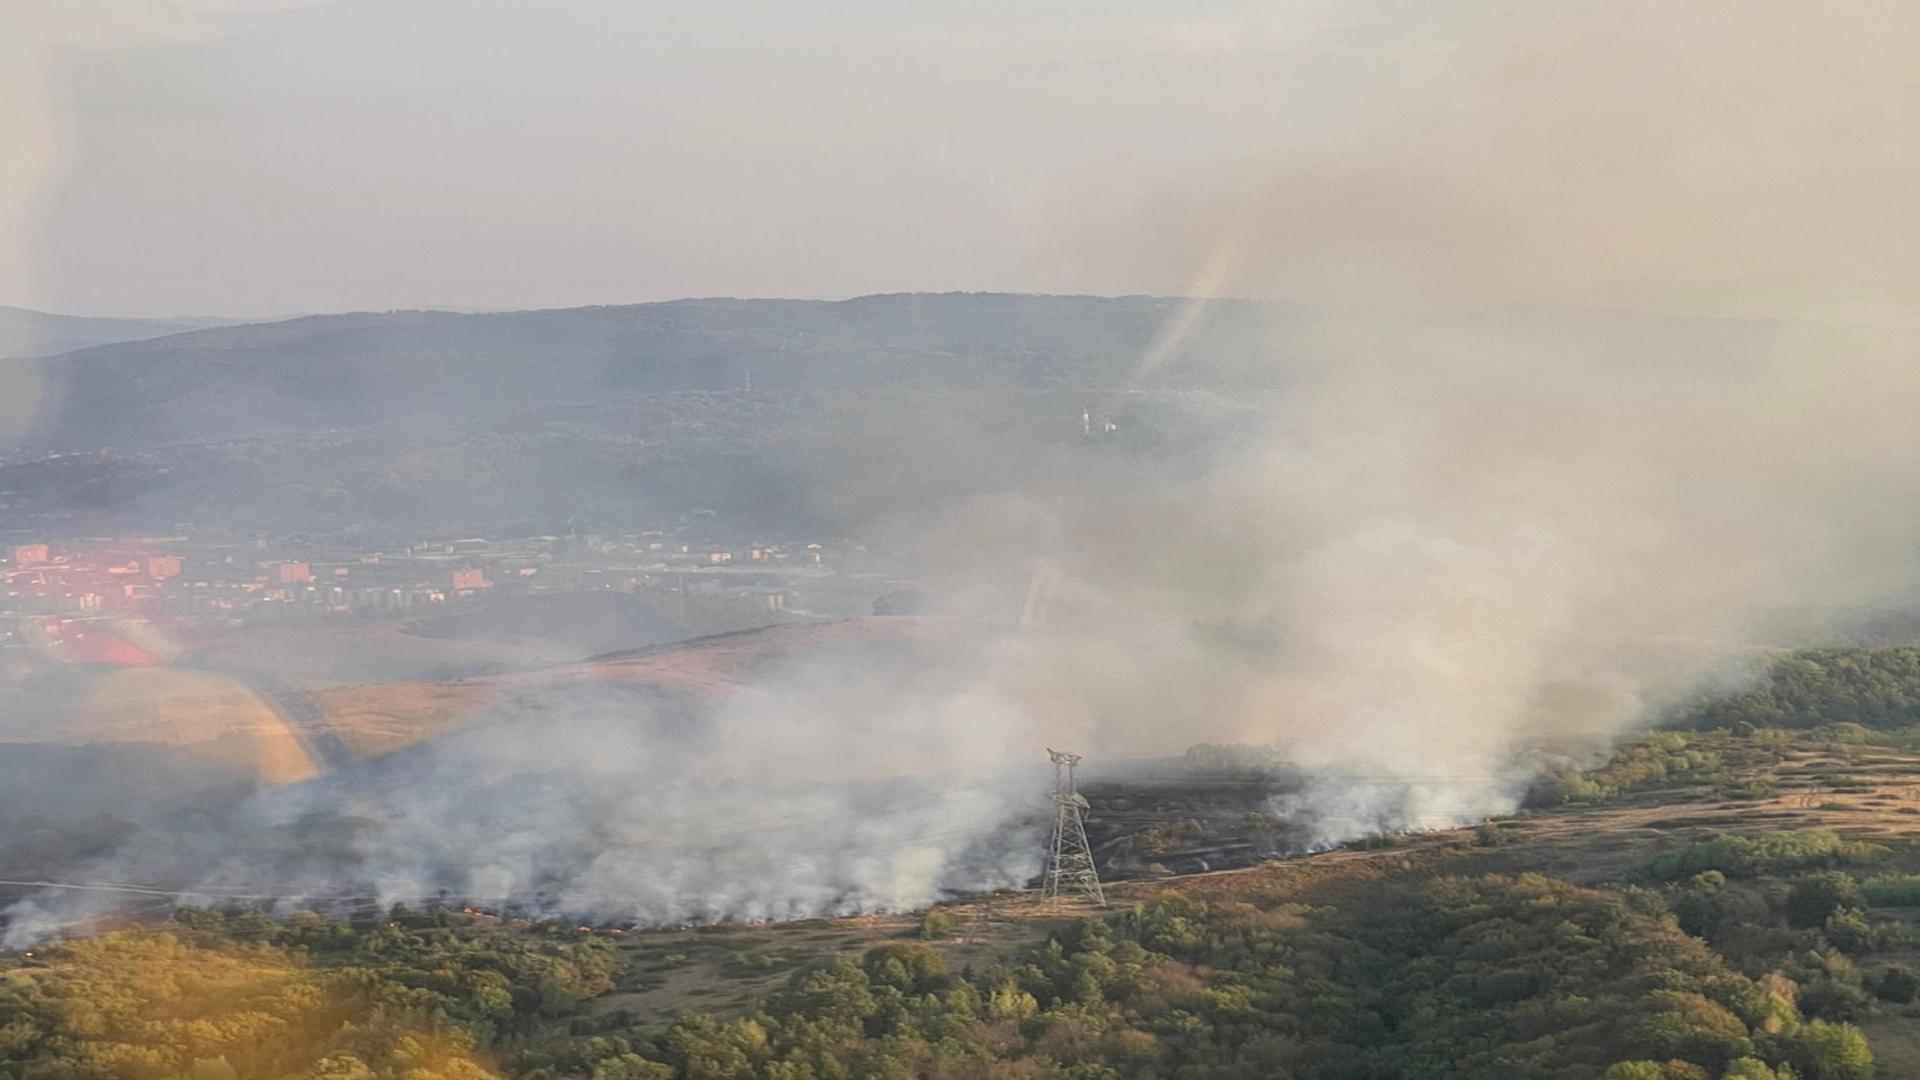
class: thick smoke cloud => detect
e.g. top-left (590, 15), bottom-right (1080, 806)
top-left (9, 310), bottom-right (1920, 943)
top-left (3, 630), bottom-right (1061, 944)
top-left (857, 310), bottom-right (1920, 832)
top-left (10, 2), bottom-right (1920, 940)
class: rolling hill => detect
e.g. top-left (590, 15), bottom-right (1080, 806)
top-left (0, 293), bottom-right (1836, 538)
top-left (13, 293), bottom-right (1286, 450)
top-left (0, 292), bottom-right (1298, 534)
top-left (0, 305), bottom-right (243, 359)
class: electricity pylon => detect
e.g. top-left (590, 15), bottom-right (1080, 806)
top-left (1042, 748), bottom-right (1105, 906)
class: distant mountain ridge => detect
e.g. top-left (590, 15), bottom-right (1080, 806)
top-left (0, 293), bottom-right (1838, 535)
top-left (14, 293), bottom-right (1283, 450)
top-left (0, 305), bottom-right (244, 360)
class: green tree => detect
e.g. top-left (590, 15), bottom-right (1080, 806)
top-left (1787, 873), bottom-right (1863, 929)
top-left (1820, 908), bottom-right (1872, 954)
top-left (1873, 966), bottom-right (1917, 1003)
top-left (1721, 1059), bottom-right (1792, 1080)
top-left (1782, 1020), bottom-right (1872, 1080)
top-left (592, 1053), bottom-right (676, 1080)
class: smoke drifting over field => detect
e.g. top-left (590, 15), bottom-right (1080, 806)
top-left (9, 3), bottom-right (1920, 940)
top-left (99, 714), bottom-right (1040, 921)
top-left (12, 306), bottom-right (1920, 944)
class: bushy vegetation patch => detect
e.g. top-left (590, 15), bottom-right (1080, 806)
top-left (1642, 830), bottom-right (1884, 882)
top-left (1527, 733), bottom-right (1727, 807)
top-left (7, 874), bottom-right (1869, 1080)
top-left (1859, 874), bottom-right (1920, 907)
top-left (1677, 648), bottom-right (1920, 732)
top-left (0, 904), bottom-right (618, 1079)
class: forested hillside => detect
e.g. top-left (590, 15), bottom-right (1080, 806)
top-left (0, 877), bottom-right (1871, 1080)
top-left (1677, 648), bottom-right (1920, 732)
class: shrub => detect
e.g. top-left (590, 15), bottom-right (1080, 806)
top-left (1780, 1019), bottom-right (1873, 1080)
top-left (1721, 1059), bottom-right (1792, 1080)
top-left (1859, 873), bottom-right (1920, 906)
top-left (1672, 893), bottom-right (1720, 939)
top-left (1873, 966), bottom-right (1918, 1004)
top-left (1718, 778), bottom-right (1777, 800)
top-left (860, 943), bottom-right (947, 994)
top-left (591, 1054), bottom-right (675, 1080)
top-left (1645, 830), bottom-right (1878, 881)
top-left (1788, 873), bottom-right (1864, 929)
top-left (1604, 1063), bottom-right (1709, 1080)
top-left (1796, 976), bottom-right (1871, 1022)
top-left (1820, 908), bottom-right (1873, 954)
top-left (1525, 734), bottom-right (1725, 808)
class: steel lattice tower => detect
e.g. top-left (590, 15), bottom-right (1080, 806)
top-left (1042, 748), bottom-right (1105, 905)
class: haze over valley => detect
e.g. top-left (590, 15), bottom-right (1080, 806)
top-left (5, 4), bottom-right (1920, 1079)
top-left (7, 288), bottom-right (1920, 938)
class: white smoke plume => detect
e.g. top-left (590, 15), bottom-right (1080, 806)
top-left (9, 1), bottom-right (1920, 939)
top-left (9, 307), bottom-right (1920, 943)
top-left (2, 631), bottom-right (1061, 944)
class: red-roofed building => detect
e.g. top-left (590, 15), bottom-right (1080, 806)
top-left (8, 544), bottom-right (49, 567)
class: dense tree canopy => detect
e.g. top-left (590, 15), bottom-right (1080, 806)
top-left (1678, 647), bottom-right (1920, 731)
top-left (0, 906), bottom-right (616, 1080)
top-left (5, 873), bottom-right (1865, 1080)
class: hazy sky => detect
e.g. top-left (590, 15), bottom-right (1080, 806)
top-left (4, 0), bottom-right (1916, 317)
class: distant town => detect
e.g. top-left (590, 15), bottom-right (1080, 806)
top-left (0, 521), bottom-right (904, 666)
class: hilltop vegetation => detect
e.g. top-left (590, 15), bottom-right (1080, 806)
top-left (0, 907), bottom-right (618, 1080)
top-left (536, 875), bottom-right (1862, 1080)
top-left (1676, 647), bottom-right (1920, 733)
top-left (0, 875), bottom-right (1876, 1080)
